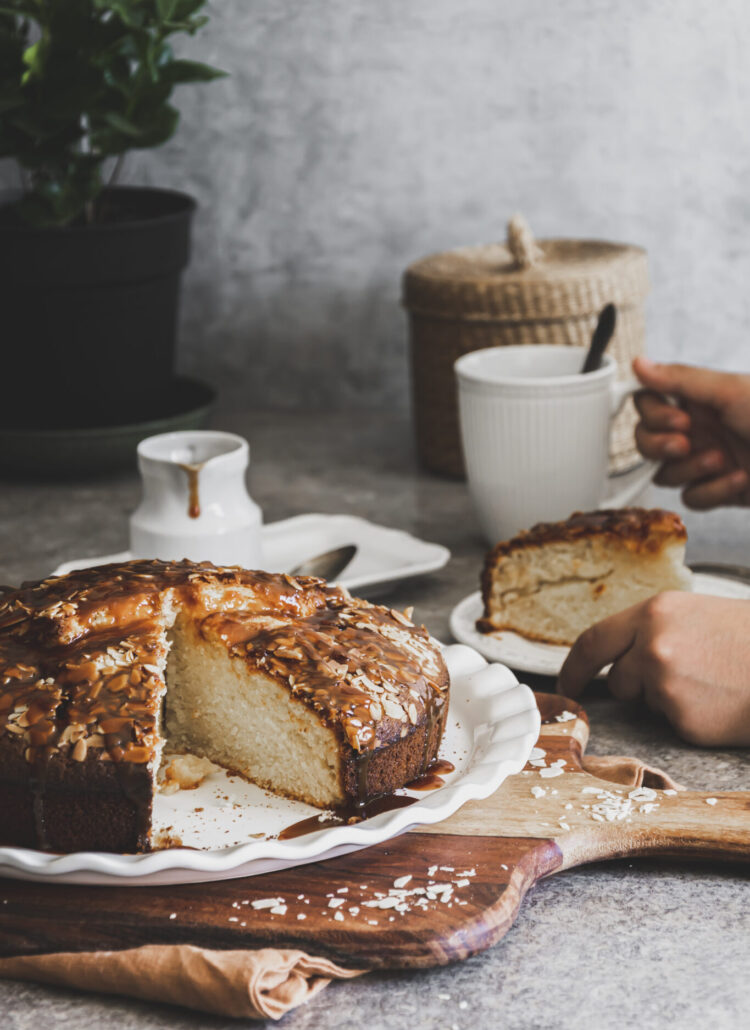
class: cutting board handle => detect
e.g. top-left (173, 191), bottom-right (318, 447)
top-left (623, 789), bottom-right (750, 863)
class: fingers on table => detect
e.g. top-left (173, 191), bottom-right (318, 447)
top-left (606, 649), bottom-right (644, 703)
top-left (557, 606), bottom-right (640, 697)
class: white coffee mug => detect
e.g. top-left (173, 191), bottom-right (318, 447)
top-left (130, 431), bottom-right (263, 566)
top-left (455, 346), bottom-right (652, 543)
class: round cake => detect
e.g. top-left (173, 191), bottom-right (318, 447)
top-left (0, 560), bottom-right (449, 853)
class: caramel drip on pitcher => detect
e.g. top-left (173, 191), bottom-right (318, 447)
top-left (177, 463), bottom-right (203, 519)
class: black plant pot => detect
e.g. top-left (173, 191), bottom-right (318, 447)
top-left (0, 186), bottom-right (195, 430)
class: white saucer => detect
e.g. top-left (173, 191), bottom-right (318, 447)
top-left (52, 513), bottom-right (450, 592)
top-left (450, 572), bottom-right (750, 679)
top-left (0, 644), bottom-right (539, 886)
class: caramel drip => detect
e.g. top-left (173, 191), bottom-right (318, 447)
top-left (427, 758), bottom-right (455, 775)
top-left (278, 794), bottom-right (417, 840)
top-left (405, 772), bottom-right (445, 791)
top-left (177, 463), bottom-right (202, 519)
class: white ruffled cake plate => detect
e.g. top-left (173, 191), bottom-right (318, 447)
top-left (52, 513), bottom-right (451, 593)
top-left (0, 643), bottom-right (539, 886)
top-left (450, 571), bottom-right (750, 678)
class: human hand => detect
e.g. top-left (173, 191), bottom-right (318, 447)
top-left (557, 592), bottom-right (750, 746)
top-left (633, 356), bottom-right (750, 509)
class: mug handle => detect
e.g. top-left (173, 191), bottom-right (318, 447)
top-left (599, 377), bottom-right (656, 509)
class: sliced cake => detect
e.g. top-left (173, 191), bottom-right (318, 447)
top-left (0, 560), bottom-right (449, 853)
top-left (478, 508), bottom-right (693, 646)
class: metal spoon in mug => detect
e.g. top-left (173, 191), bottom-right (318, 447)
top-left (581, 303), bottom-right (617, 374)
top-left (290, 544), bottom-right (357, 582)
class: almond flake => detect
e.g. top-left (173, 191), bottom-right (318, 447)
top-left (383, 698), bottom-right (406, 720)
top-left (555, 710), bottom-right (576, 722)
top-left (251, 897), bottom-right (284, 910)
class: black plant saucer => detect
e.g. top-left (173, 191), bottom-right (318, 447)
top-left (0, 375), bottom-right (215, 479)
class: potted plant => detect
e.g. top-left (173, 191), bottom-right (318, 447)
top-left (0, 0), bottom-right (224, 442)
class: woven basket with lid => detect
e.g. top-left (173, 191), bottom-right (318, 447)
top-left (403, 217), bottom-right (649, 478)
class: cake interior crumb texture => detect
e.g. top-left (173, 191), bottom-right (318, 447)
top-left (479, 508), bottom-right (693, 646)
top-left (165, 616), bottom-right (343, 808)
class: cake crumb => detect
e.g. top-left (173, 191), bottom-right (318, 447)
top-left (555, 710), bottom-right (576, 722)
top-left (159, 753), bottom-right (216, 794)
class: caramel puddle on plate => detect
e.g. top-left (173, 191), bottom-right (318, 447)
top-left (278, 759), bottom-right (456, 839)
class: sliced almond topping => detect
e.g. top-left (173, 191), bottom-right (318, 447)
top-left (383, 698), bottom-right (406, 720)
top-left (72, 738), bottom-right (87, 762)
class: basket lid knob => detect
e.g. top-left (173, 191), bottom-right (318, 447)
top-left (507, 213), bottom-right (544, 270)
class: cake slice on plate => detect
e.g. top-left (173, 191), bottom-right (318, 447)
top-left (477, 508), bottom-right (693, 646)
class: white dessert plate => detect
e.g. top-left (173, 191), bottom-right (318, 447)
top-left (0, 643), bottom-right (539, 886)
top-left (450, 571), bottom-right (750, 679)
top-left (52, 513), bottom-right (450, 593)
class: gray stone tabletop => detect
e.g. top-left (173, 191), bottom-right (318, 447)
top-left (0, 410), bottom-right (748, 1029)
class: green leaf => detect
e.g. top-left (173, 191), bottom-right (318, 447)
top-left (156, 0), bottom-right (178, 20)
top-left (161, 58), bottom-right (225, 84)
top-left (20, 38), bottom-right (41, 82)
top-left (131, 101), bottom-right (179, 148)
top-left (103, 111), bottom-right (140, 136)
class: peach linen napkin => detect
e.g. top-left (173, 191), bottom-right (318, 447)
top-left (0, 944), bottom-right (364, 1020)
top-left (0, 755), bottom-right (682, 1020)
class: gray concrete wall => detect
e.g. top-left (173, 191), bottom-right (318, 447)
top-left (4, 0), bottom-right (750, 409)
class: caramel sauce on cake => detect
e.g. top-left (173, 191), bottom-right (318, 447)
top-left (0, 560), bottom-right (449, 853)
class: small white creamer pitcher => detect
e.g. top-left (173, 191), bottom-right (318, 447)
top-left (130, 430), bottom-right (262, 567)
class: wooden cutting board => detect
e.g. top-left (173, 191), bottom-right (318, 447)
top-left (1, 694), bottom-right (748, 969)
